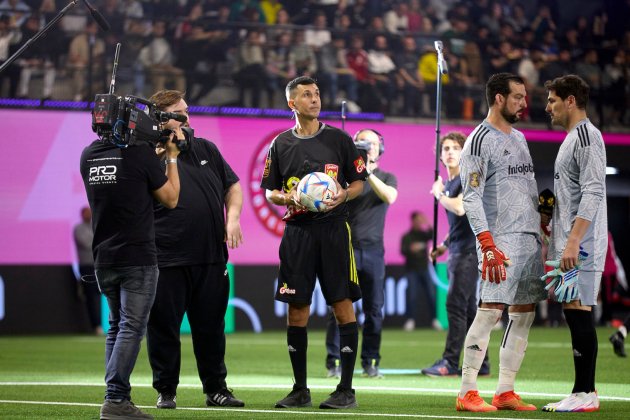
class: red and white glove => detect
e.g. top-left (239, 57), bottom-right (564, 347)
top-left (477, 231), bottom-right (511, 283)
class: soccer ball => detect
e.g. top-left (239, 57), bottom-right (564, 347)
top-left (297, 172), bottom-right (338, 212)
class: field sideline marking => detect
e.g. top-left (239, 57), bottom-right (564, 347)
top-left (0, 382), bottom-right (629, 402)
top-left (0, 399), bottom-right (553, 419)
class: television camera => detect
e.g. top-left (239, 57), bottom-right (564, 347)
top-left (91, 43), bottom-right (190, 149)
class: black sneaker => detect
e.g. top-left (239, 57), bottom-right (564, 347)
top-left (156, 393), bottom-right (176, 409)
top-left (610, 331), bottom-right (627, 357)
top-left (100, 399), bottom-right (153, 419)
top-left (206, 388), bottom-right (245, 407)
top-left (422, 359), bottom-right (458, 377)
top-left (319, 385), bottom-right (357, 409)
top-left (362, 359), bottom-right (383, 378)
top-left (275, 385), bottom-right (312, 408)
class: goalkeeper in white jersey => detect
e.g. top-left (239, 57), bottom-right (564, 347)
top-left (540, 75), bottom-right (607, 413)
top-left (456, 73), bottom-right (546, 412)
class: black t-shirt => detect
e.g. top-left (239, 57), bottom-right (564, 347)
top-left (444, 175), bottom-right (476, 254)
top-left (80, 140), bottom-right (168, 268)
top-left (400, 227), bottom-right (433, 270)
top-left (260, 123), bottom-right (368, 224)
top-left (348, 168), bottom-right (397, 249)
top-left (154, 137), bottom-right (239, 267)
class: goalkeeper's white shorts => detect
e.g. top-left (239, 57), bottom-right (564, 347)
top-left (479, 233), bottom-right (547, 306)
top-left (574, 270), bottom-right (602, 306)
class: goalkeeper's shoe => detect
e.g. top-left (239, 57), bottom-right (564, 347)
top-left (456, 391), bottom-right (497, 412)
top-left (609, 331), bottom-right (627, 357)
top-left (542, 391), bottom-right (599, 412)
top-left (491, 391), bottom-right (536, 411)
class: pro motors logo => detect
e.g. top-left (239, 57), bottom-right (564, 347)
top-left (88, 165), bottom-right (117, 184)
top-left (248, 130), bottom-right (286, 237)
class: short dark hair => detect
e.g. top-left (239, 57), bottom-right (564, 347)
top-left (485, 73), bottom-right (525, 107)
top-left (440, 131), bottom-right (466, 150)
top-left (544, 74), bottom-right (590, 109)
top-left (285, 76), bottom-right (317, 100)
top-left (149, 89), bottom-right (185, 110)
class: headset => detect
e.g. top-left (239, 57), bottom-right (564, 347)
top-left (352, 128), bottom-right (385, 156)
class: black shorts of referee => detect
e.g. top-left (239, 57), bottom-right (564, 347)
top-left (275, 220), bottom-right (362, 305)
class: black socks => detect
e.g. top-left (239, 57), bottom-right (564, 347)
top-left (338, 322), bottom-right (359, 390)
top-left (287, 326), bottom-right (308, 389)
top-left (564, 309), bottom-right (598, 393)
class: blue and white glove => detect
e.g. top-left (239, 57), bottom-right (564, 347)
top-left (553, 267), bottom-right (580, 303)
top-left (540, 248), bottom-right (588, 303)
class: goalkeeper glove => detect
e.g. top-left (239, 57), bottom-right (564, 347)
top-left (554, 268), bottom-right (580, 303)
top-left (477, 231), bottom-right (511, 283)
top-left (540, 248), bottom-right (589, 302)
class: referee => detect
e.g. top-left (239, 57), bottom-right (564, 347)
top-left (261, 76), bottom-right (367, 410)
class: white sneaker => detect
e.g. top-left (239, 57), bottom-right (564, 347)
top-left (403, 319), bottom-right (415, 331)
top-left (542, 391), bottom-right (599, 412)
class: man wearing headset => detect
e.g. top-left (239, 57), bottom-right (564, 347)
top-left (325, 128), bottom-right (398, 379)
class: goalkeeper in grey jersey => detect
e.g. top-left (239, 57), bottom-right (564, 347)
top-left (540, 75), bottom-right (606, 413)
top-left (456, 73), bottom-right (545, 413)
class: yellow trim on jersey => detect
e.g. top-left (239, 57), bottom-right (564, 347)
top-left (346, 222), bottom-right (359, 285)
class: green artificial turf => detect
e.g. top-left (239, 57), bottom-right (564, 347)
top-left (0, 327), bottom-right (628, 419)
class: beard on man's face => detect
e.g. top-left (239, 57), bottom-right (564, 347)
top-left (501, 104), bottom-right (520, 124)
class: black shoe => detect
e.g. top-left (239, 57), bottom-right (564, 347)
top-left (275, 385), bottom-right (312, 408)
top-left (610, 331), bottom-right (627, 357)
top-left (206, 388), bottom-right (245, 407)
top-left (362, 359), bottom-right (383, 378)
top-left (100, 399), bottom-right (153, 419)
top-left (319, 385), bottom-right (357, 409)
top-left (156, 392), bottom-right (176, 409)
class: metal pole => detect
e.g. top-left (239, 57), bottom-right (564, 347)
top-left (432, 41), bottom-right (448, 267)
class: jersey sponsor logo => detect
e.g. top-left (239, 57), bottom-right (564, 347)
top-left (508, 163), bottom-right (534, 175)
top-left (325, 164), bottom-right (339, 180)
top-left (279, 283), bottom-right (296, 295)
top-left (354, 157), bottom-right (366, 173)
top-left (88, 165), bottom-right (117, 184)
top-left (469, 172), bottom-right (480, 187)
top-left (249, 130), bottom-right (286, 237)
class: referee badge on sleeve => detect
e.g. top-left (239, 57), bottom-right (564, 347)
top-left (354, 157), bottom-right (366, 173)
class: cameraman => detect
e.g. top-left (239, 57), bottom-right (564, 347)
top-left (324, 129), bottom-right (398, 378)
top-left (145, 90), bottom-right (245, 410)
top-left (80, 109), bottom-right (181, 420)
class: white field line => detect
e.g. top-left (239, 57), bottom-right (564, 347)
top-left (0, 382), bottom-right (628, 402)
top-left (0, 399), bottom-right (555, 420)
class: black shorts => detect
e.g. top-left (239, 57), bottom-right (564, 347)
top-left (276, 220), bottom-right (362, 305)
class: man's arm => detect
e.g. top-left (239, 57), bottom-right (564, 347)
top-left (431, 176), bottom-right (464, 216)
top-left (152, 133), bottom-right (181, 208)
top-left (224, 181), bottom-right (244, 249)
top-left (367, 173), bottom-right (398, 204)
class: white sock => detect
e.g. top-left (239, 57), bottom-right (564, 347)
top-left (459, 308), bottom-right (502, 396)
top-left (619, 326), bottom-right (627, 338)
top-left (496, 311), bottom-right (535, 395)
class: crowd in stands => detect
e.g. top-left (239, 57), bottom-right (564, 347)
top-left (0, 0), bottom-right (629, 128)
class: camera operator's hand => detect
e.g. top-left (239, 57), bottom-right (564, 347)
top-left (164, 127), bottom-right (183, 159)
